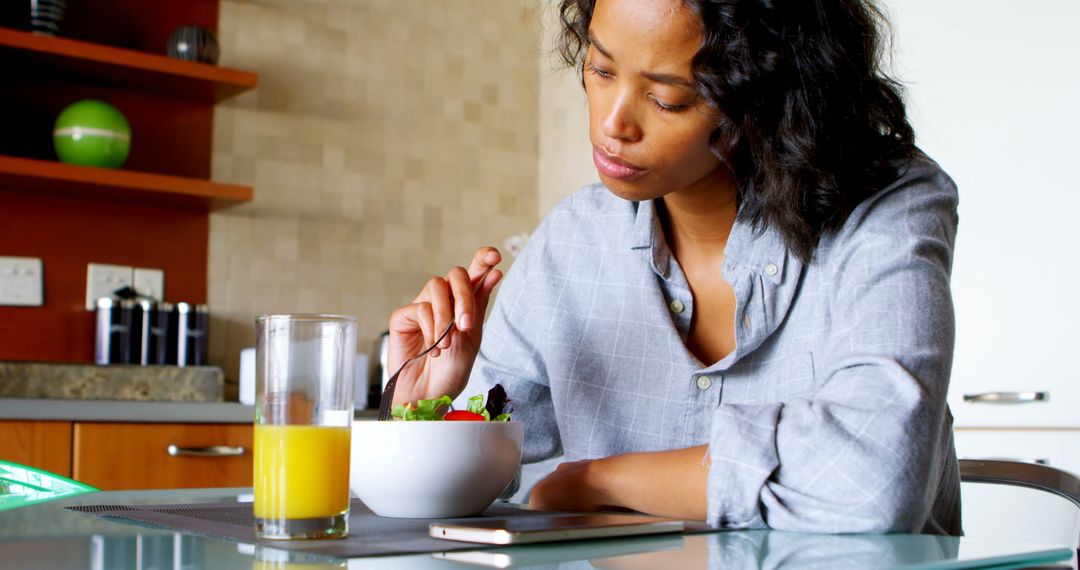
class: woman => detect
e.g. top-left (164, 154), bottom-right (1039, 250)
top-left (388, 0), bottom-right (960, 534)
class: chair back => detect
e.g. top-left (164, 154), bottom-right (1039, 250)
top-left (959, 458), bottom-right (1080, 566)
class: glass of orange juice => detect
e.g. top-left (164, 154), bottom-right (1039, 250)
top-left (254, 314), bottom-right (356, 540)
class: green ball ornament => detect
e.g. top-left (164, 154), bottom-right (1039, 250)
top-left (53, 100), bottom-right (132, 168)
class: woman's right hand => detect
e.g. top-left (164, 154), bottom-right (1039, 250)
top-left (387, 247), bottom-right (503, 407)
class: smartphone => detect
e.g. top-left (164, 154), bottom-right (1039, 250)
top-left (429, 513), bottom-right (685, 545)
top-left (432, 532), bottom-right (686, 568)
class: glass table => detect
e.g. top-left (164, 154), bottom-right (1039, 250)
top-left (0, 488), bottom-right (1072, 569)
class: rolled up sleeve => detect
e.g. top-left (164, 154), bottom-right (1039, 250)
top-left (708, 167), bottom-right (959, 533)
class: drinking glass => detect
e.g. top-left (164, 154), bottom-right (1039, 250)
top-left (254, 314), bottom-right (356, 540)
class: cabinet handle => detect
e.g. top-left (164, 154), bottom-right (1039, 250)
top-left (962, 391), bottom-right (1049, 404)
top-left (167, 445), bottom-right (245, 457)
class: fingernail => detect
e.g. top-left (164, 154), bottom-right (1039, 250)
top-left (458, 313), bottom-right (472, 330)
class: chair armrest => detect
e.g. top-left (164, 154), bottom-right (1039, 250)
top-left (960, 459), bottom-right (1080, 509)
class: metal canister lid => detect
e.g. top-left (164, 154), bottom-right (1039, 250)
top-left (96, 297), bottom-right (115, 309)
top-left (176, 302), bottom-right (192, 314)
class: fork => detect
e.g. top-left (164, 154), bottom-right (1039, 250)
top-left (377, 265), bottom-right (494, 421)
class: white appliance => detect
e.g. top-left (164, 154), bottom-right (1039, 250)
top-left (239, 347), bottom-right (369, 410)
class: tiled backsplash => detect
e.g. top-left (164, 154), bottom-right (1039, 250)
top-left (537, 2), bottom-right (596, 216)
top-left (209, 0), bottom-right (541, 396)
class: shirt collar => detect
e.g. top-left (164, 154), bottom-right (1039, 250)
top-left (627, 198), bottom-right (794, 285)
top-left (726, 221), bottom-right (792, 286)
top-left (627, 199), bottom-right (671, 278)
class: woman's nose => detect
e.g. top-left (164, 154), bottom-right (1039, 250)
top-left (601, 93), bottom-right (642, 142)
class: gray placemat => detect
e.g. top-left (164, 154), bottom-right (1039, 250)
top-left (66, 499), bottom-right (566, 558)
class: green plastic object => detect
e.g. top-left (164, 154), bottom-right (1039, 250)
top-left (52, 99), bottom-right (132, 168)
top-left (0, 460), bottom-right (97, 511)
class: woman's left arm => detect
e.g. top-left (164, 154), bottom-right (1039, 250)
top-left (529, 445), bottom-right (709, 520)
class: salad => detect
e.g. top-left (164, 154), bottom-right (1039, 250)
top-left (391, 384), bottom-right (513, 422)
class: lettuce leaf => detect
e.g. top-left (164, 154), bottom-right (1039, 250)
top-left (466, 395), bottom-right (486, 415)
top-left (391, 384), bottom-right (513, 421)
top-left (391, 395), bottom-right (452, 421)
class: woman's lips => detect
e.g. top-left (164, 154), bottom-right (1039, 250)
top-left (592, 145), bottom-right (647, 181)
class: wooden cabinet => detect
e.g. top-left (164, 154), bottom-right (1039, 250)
top-left (0, 420), bottom-right (252, 490)
top-left (0, 29), bottom-right (256, 210)
top-left (0, 6), bottom-right (257, 364)
top-left (73, 422), bottom-right (252, 490)
top-left (0, 420), bottom-right (72, 477)
top-left (75, 423), bottom-right (253, 490)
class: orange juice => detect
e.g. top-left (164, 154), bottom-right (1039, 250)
top-left (254, 424), bottom-right (351, 520)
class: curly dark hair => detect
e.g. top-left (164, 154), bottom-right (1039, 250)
top-left (558, 0), bottom-right (916, 262)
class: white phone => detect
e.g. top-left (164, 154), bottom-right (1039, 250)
top-left (431, 532), bottom-right (686, 568)
top-left (429, 513), bottom-right (685, 545)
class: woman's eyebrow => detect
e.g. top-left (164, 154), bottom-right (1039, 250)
top-left (588, 31), bottom-right (694, 89)
top-left (642, 70), bottom-right (694, 88)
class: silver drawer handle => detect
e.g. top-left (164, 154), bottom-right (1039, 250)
top-left (167, 445), bottom-right (245, 457)
top-left (963, 391), bottom-right (1049, 404)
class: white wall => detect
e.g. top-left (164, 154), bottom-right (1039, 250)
top-left (886, 0), bottom-right (1080, 427)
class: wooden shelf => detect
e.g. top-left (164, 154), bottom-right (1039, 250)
top-left (0, 27), bottom-right (257, 103)
top-left (0, 155), bottom-right (251, 211)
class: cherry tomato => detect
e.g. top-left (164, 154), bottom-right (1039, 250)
top-left (444, 410), bottom-right (485, 421)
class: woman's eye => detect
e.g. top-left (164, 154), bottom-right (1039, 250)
top-left (586, 63), bottom-right (613, 79)
top-left (649, 94), bottom-right (688, 113)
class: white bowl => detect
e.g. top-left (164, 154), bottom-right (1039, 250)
top-left (350, 420), bottom-right (523, 518)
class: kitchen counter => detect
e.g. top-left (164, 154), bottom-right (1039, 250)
top-left (0, 362), bottom-right (223, 402)
top-left (0, 398), bottom-right (253, 423)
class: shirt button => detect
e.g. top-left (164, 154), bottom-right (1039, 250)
top-left (696, 375), bottom-right (712, 390)
top-left (765, 263), bottom-right (778, 276)
top-left (670, 299), bottom-right (685, 314)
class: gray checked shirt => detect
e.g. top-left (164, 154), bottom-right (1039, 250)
top-left (469, 154), bottom-right (962, 534)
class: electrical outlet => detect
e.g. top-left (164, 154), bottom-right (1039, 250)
top-left (86, 263), bottom-right (133, 310)
top-left (133, 267), bottom-right (165, 302)
top-left (0, 256), bottom-right (44, 306)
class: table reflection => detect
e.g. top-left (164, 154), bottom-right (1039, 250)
top-left (89, 533), bottom-right (204, 570)
top-left (592, 531), bottom-right (958, 570)
top-left (429, 530), bottom-right (961, 569)
top-left (250, 544), bottom-right (346, 570)
top-left (0, 512), bottom-right (1066, 570)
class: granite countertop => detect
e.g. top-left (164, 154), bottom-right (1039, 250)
top-left (0, 362), bottom-right (223, 402)
top-left (0, 398), bottom-right (254, 423)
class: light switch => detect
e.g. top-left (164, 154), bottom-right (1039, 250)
top-left (0, 256), bottom-right (43, 306)
top-left (134, 267), bottom-right (164, 302)
top-left (86, 263), bottom-right (133, 310)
